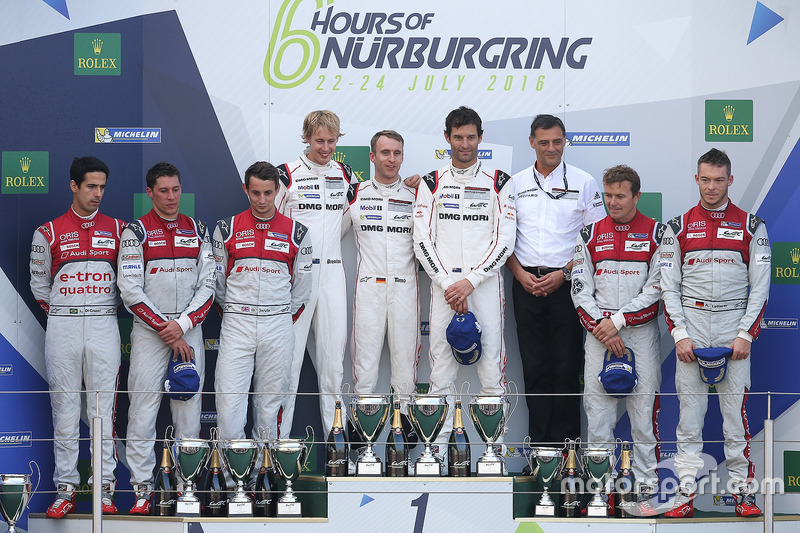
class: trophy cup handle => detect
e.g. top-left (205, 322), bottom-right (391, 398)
top-left (522, 436), bottom-right (534, 473)
top-left (341, 382), bottom-right (351, 395)
top-left (303, 426), bottom-right (315, 470)
top-left (507, 381), bottom-right (520, 421)
top-left (27, 461), bottom-right (41, 506)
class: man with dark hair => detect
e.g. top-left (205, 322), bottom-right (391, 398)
top-left (275, 111), bottom-right (353, 435)
top-left (343, 130), bottom-right (420, 444)
top-left (661, 148), bottom-right (770, 518)
top-left (30, 156), bottom-right (124, 517)
top-left (214, 161), bottom-right (313, 443)
top-left (414, 107), bottom-right (516, 464)
top-left (118, 161), bottom-right (216, 515)
top-left (571, 165), bottom-right (664, 515)
top-left (507, 114), bottom-right (606, 449)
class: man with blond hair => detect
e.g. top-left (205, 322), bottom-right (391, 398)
top-left (276, 111), bottom-right (354, 434)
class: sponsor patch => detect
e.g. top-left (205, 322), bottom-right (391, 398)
top-left (717, 228), bottom-right (743, 240)
top-left (174, 236), bottom-right (198, 248)
top-left (149, 240), bottom-right (167, 247)
top-left (596, 244), bottom-right (614, 252)
top-left (235, 241), bottom-right (255, 249)
top-left (92, 237), bottom-right (116, 249)
top-left (267, 231), bottom-right (288, 240)
top-left (687, 232), bottom-right (706, 239)
top-left (264, 239), bottom-right (290, 252)
top-left (624, 240), bottom-right (650, 252)
top-left (464, 187), bottom-right (490, 200)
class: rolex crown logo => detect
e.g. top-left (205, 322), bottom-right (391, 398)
top-left (723, 105), bottom-right (735, 122)
top-left (92, 38), bottom-right (103, 55)
top-left (332, 151), bottom-right (346, 163)
top-left (20, 156), bottom-right (31, 174)
top-left (790, 247), bottom-right (800, 265)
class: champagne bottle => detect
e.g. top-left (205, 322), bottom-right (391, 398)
top-left (561, 440), bottom-right (581, 517)
top-left (386, 401), bottom-right (408, 477)
top-left (616, 441), bottom-right (636, 518)
top-left (326, 400), bottom-right (349, 476)
top-left (203, 447), bottom-right (228, 517)
top-left (153, 444), bottom-right (177, 516)
top-left (448, 400), bottom-right (471, 477)
top-left (253, 446), bottom-right (279, 517)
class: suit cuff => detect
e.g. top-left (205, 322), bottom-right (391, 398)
top-left (737, 330), bottom-right (754, 343)
top-left (176, 315), bottom-right (193, 334)
top-left (610, 312), bottom-right (626, 331)
top-left (671, 327), bottom-right (689, 343)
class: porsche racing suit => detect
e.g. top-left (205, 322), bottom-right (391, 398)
top-left (413, 161), bottom-right (516, 441)
top-left (276, 152), bottom-right (352, 433)
top-left (342, 178), bottom-right (420, 408)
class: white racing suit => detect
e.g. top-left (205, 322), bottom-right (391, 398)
top-left (30, 208), bottom-right (124, 488)
top-left (117, 210), bottom-right (215, 487)
top-left (213, 209), bottom-right (313, 441)
top-left (660, 201), bottom-right (770, 489)
top-left (276, 152), bottom-right (353, 433)
top-left (342, 179), bottom-right (420, 409)
top-left (413, 161), bottom-right (516, 441)
top-left (571, 211), bottom-right (664, 486)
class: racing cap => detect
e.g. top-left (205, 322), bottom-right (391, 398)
top-left (598, 347), bottom-right (637, 398)
top-left (164, 354), bottom-right (200, 401)
top-left (694, 347), bottom-right (732, 385)
top-left (447, 311), bottom-right (482, 365)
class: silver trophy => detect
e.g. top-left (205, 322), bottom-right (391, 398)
top-left (468, 395), bottom-right (511, 476)
top-left (269, 426), bottom-right (314, 517)
top-left (170, 438), bottom-right (210, 516)
top-left (529, 445), bottom-right (564, 516)
top-left (582, 447), bottom-right (617, 517)
top-left (349, 394), bottom-right (391, 476)
top-left (408, 394), bottom-right (448, 476)
top-left (220, 439), bottom-right (259, 515)
top-left (0, 462), bottom-right (39, 533)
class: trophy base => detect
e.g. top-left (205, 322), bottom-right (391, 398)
top-left (228, 500), bottom-right (253, 516)
top-left (356, 460), bottom-right (382, 477)
top-left (586, 503), bottom-right (608, 517)
top-left (175, 499), bottom-right (201, 517)
top-left (276, 501), bottom-right (302, 517)
top-left (535, 503), bottom-right (556, 516)
top-left (414, 460), bottom-right (442, 477)
top-left (476, 460), bottom-right (503, 476)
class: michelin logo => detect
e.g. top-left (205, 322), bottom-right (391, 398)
top-left (0, 364), bottom-right (12, 375)
top-left (434, 149), bottom-right (493, 159)
top-left (760, 318), bottom-right (798, 330)
top-left (0, 432), bottom-right (32, 447)
top-left (95, 127), bottom-right (162, 144)
top-left (200, 412), bottom-right (218, 423)
top-left (567, 132), bottom-right (630, 146)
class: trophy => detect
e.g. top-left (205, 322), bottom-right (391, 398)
top-left (468, 395), bottom-right (508, 476)
top-left (408, 394), bottom-right (448, 476)
top-left (529, 446), bottom-right (564, 516)
top-left (0, 462), bottom-right (39, 533)
top-left (349, 394), bottom-right (391, 476)
top-left (269, 426), bottom-right (314, 517)
top-left (170, 438), bottom-right (210, 516)
top-left (220, 439), bottom-right (259, 515)
top-left (582, 448), bottom-right (616, 517)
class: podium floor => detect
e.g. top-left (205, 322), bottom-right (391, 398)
top-left (25, 476), bottom-right (800, 533)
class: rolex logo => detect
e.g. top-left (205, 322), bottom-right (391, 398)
top-left (92, 38), bottom-right (103, 55)
top-left (332, 151), bottom-right (346, 163)
top-left (20, 157), bottom-right (31, 174)
top-left (723, 105), bottom-right (735, 122)
top-left (791, 247), bottom-right (800, 265)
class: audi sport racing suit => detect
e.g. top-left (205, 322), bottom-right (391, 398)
top-left (413, 161), bottom-right (516, 441)
top-left (660, 201), bottom-right (770, 490)
top-left (342, 178), bottom-right (420, 408)
top-left (276, 152), bottom-right (352, 433)
top-left (571, 211), bottom-right (664, 487)
top-left (30, 208), bottom-right (124, 488)
top-left (117, 210), bottom-right (215, 489)
top-left (213, 209), bottom-right (312, 441)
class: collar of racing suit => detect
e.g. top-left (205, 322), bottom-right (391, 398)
top-left (449, 160), bottom-right (481, 183)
